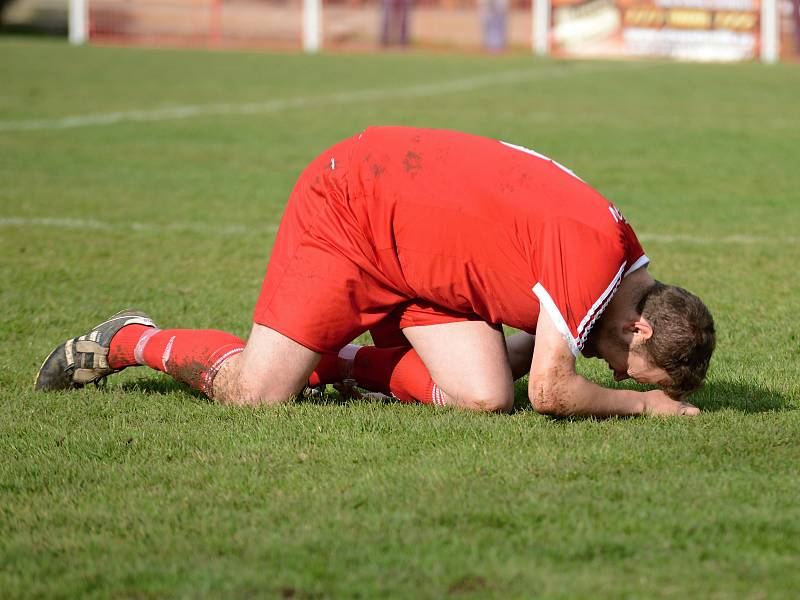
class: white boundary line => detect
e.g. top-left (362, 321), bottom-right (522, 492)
top-left (0, 63), bottom-right (640, 133)
top-left (638, 233), bottom-right (800, 246)
top-left (0, 217), bottom-right (277, 236)
top-left (0, 217), bottom-right (795, 245)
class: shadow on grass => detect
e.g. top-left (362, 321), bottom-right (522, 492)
top-left (117, 375), bottom-right (794, 414)
top-left (118, 377), bottom-right (351, 406)
top-left (119, 377), bottom-right (206, 399)
top-left (690, 380), bottom-right (794, 413)
top-left (511, 378), bottom-right (794, 415)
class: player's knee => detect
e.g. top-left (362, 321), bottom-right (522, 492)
top-left (459, 384), bottom-right (514, 413)
top-left (221, 384), bottom-right (295, 407)
top-left (482, 393), bottom-right (514, 413)
top-left (213, 358), bottom-right (297, 406)
top-left (238, 375), bottom-right (300, 406)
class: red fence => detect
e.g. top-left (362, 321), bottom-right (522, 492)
top-left (88, 0), bottom-right (537, 51)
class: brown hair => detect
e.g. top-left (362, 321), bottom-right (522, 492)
top-left (636, 282), bottom-right (716, 399)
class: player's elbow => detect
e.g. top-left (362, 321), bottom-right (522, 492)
top-left (528, 378), bottom-right (570, 416)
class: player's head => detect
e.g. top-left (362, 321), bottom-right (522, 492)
top-left (634, 281), bottom-right (716, 398)
top-left (584, 280), bottom-right (715, 398)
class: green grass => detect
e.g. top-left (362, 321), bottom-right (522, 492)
top-left (2, 36), bottom-right (800, 598)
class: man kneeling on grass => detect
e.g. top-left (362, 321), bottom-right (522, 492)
top-left (35, 127), bottom-right (715, 417)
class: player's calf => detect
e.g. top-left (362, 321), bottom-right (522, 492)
top-left (211, 323), bottom-right (321, 405)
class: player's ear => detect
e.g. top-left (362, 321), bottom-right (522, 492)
top-left (633, 317), bottom-right (654, 341)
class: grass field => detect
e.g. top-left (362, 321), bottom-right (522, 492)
top-left (1, 36), bottom-right (799, 598)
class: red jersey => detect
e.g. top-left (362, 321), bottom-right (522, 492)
top-left (345, 127), bottom-right (648, 356)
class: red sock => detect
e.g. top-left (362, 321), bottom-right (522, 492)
top-left (109, 326), bottom-right (244, 397)
top-left (308, 343), bottom-right (361, 387)
top-left (109, 325), bottom-right (151, 369)
top-left (351, 346), bottom-right (444, 405)
top-left (308, 353), bottom-right (340, 387)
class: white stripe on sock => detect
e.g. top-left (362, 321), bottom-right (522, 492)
top-left (432, 384), bottom-right (445, 406)
top-left (161, 335), bottom-right (176, 372)
top-left (134, 328), bottom-right (160, 366)
top-left (202, 347), bottom-right (245, 396)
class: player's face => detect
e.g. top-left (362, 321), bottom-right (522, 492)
top-left (612, 344), bottom-right (670, 386)
top-left (586, 326), bottom-right (670, 387)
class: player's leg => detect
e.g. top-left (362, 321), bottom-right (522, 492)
top-left (305, 309), bottom-right (424, 402)
top-left (34, 310), bottom-right (320, 405)
top-left (306, 309), bottom-right (409, 388)
top-left (306, 305), bottom-right (455, 405)
top-left (309, 344), bottom-right (454, 405)
top-left (212, 323), bottom-right (320, 405)
top-left (308, 313), bottom-right (534, 406)
top-left (110, 322), bottom-right (246, 397)
top-left (403, 320), bottom-right (514, 412)
top-left (111, 320), bottom-right (319, 404)
top-left (506, 332), bottom-right (536, 380)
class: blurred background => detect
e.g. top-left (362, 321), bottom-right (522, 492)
top-left (1, 0), bottom-right (798, 61)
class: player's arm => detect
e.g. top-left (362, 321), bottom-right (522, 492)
top-left (527, 309), bottom-right (695, 417)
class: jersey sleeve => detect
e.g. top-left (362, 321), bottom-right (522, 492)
top-left (532, 219), bottom-right (629, 357)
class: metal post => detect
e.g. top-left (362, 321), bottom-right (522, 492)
top-left (69, 0), bottom-right (88, 45)
top-left (303, 0), bottom-right (322, 53)
top-left (533, 0), bottom-right (550, 56)
top-left (761, 0), bottom-right (779, 63)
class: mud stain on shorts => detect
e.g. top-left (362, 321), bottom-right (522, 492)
top-left (403, 151), bottom-right (422, 174)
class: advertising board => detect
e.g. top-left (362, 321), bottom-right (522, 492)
top-left (551, 0), bottom-right (762, 60)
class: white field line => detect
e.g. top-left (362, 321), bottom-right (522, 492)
top-left (638, 232), bottom-right (800, 246)
top-left (0, 217), bottom-right (277, 236)
top-left (0, 63), bottom-right (639, 133)
top-left (1, 217), bottom-right (795, 245)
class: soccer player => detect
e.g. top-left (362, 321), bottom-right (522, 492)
top-left (35, 127), bottom-right (715, 417)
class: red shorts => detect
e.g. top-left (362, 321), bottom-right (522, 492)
top-left (253, 136), bottom-right (478, 353)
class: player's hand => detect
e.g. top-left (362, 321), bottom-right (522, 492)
top-left (643, 390), bottom-right (700, 416)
